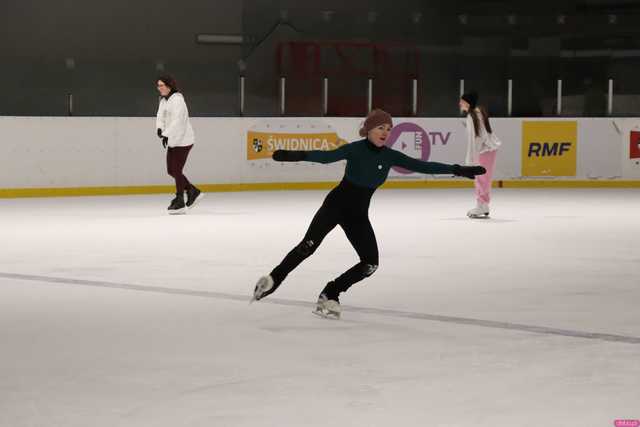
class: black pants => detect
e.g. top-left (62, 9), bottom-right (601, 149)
top-left (166, 145), bottom-right (193, 194)
top-left (270, 179), bottom-right (379, 300)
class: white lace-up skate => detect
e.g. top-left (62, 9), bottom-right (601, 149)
top-left (467, 203), bottom-right (490, 219)
top-left (251, 275), bottom-right (274, 302)
top-left (312, 293), bottom-right (341, 320)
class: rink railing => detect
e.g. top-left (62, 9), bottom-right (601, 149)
top-left (55, 77), bottom-right (628, 118)
top-left (232, 77), bottom-right (621, 117)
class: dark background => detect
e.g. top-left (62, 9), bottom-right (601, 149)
top-left (2, 0), bottom-right (639, 117)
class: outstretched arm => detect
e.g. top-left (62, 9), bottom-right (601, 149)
top-left (273, 143), bottom-right (352, 164)
top-left (389, 150), bottom-right (485, 179)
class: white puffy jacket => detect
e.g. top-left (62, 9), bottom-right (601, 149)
top-left (464, 109), bottom-right (501, 165)
top-left (156, 92), bottom-right (195, 147)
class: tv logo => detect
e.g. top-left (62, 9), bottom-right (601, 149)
top-left (522, 121), bottom-right (577, 177)
top-left (386, 122), bottom-right (430, 175)
top-left (528, 142), bottom-right (573, 158)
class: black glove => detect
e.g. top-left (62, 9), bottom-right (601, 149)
top-left (162, 137), bottom-right (168, 149)
top-left (157, 128), bottom-right (163, 138)
top-left (272, 150), bottom-right (307, 162)
top-left (452, 164), bottom-right (486, 180)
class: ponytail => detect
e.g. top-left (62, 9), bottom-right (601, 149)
top-left (469, 106), bottom-right (492, 137)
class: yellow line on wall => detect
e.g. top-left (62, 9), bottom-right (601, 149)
top-left (1, 180), bottom-right (639, 199)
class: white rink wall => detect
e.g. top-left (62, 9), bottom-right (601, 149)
top-left (1, 116), bottom-right (639, 189)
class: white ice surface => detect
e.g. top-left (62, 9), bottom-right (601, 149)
top-left (1, 188), bottom-right (639, 427)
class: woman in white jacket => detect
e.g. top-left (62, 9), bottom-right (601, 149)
top-left (156, 75), bottom-right (202, 214)
top-left (460, 92), bottom-right (501, 218)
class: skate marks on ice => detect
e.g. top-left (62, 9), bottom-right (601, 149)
top-left (1, 271), bottom-right (639, 345)
top-left (182, 210), bottom-right (255, 217)
top-left (438, 217), bottom-right (518, 223)
top-left (439, 214), bottom-right (589, 223)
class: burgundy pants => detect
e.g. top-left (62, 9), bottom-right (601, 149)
top-left (166, 145), bottom-right (193, 193)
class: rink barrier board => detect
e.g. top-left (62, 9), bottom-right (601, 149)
top-left (1, 117), bottom-right (639, 188)
top-left (1, 180), bottom-right (640, 198)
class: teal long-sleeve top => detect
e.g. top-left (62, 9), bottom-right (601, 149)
top-left (305, 139), bottom-right (455, 189)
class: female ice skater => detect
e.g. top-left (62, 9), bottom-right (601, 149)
top-left (251, 109), bottom-right (486, 319)
top-left (459, 92), bottom-right (501, 218)
top-left (156, 75), bottom-right (203, 214)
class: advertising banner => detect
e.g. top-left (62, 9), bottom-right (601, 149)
top-left (521, 121), bottom-right (578, 177)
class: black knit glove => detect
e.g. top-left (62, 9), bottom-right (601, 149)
top-left (452, 164), bottom-right (486, 180)
top-left (157, 128), bottom-right (163, 138)
top-left (162, 137), bottom-right (168, 149)
top-left (272, 150), bottom-right (307, 162)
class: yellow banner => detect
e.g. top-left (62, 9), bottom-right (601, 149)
top-left (522, 121), bottom-right (578, 176)
top-left (247, 131), bottom-right (347, 160)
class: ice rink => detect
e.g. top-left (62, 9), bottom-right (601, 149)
top-left (1, 188), bottom-right (639, 427)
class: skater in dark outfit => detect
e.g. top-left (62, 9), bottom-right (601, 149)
top-left (252, 110), bottom-right (485, 319)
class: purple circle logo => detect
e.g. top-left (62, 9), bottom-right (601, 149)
top-left (385, 122), bottom-right (430, 174)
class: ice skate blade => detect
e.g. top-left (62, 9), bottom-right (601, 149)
top-left (168, 208), bottom-right (186, 215)
top-left (250, 286), bottom-right (262, 304)
top-left (467, 213), bottom-right (490, 219)
top-left (312, 309), bottom-right (340, 320)
top-left (250, 276), bottom-right (273, 303)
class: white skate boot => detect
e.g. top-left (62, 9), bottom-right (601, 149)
top-left (251, 275), bottom-right (274, 302)
top-left (467, 203), bottom-right (490, 219)
top-left (312, 293), bottom-right (341, 320)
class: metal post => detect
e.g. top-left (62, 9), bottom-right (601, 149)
top-left (411, 79), bottom-right (418, 116)
top-left (507, 79), bottom-right (513, 117)
top-left (67, 93), bottom-right (73, 116)
top-left (608, 79), bottom-right (613, 116)
top-left (239, 76), bottom-right (245, 115)
top-left (280, 76), bottom-right (286, 116)
top-left (367, 78), bottom-right (373, 113)
top-left (557, 79), bottom-right (562, 116)
top-left (322, 77), bottom-right (329, 116)
top-left (459, 79), bottom-right (465, 116)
